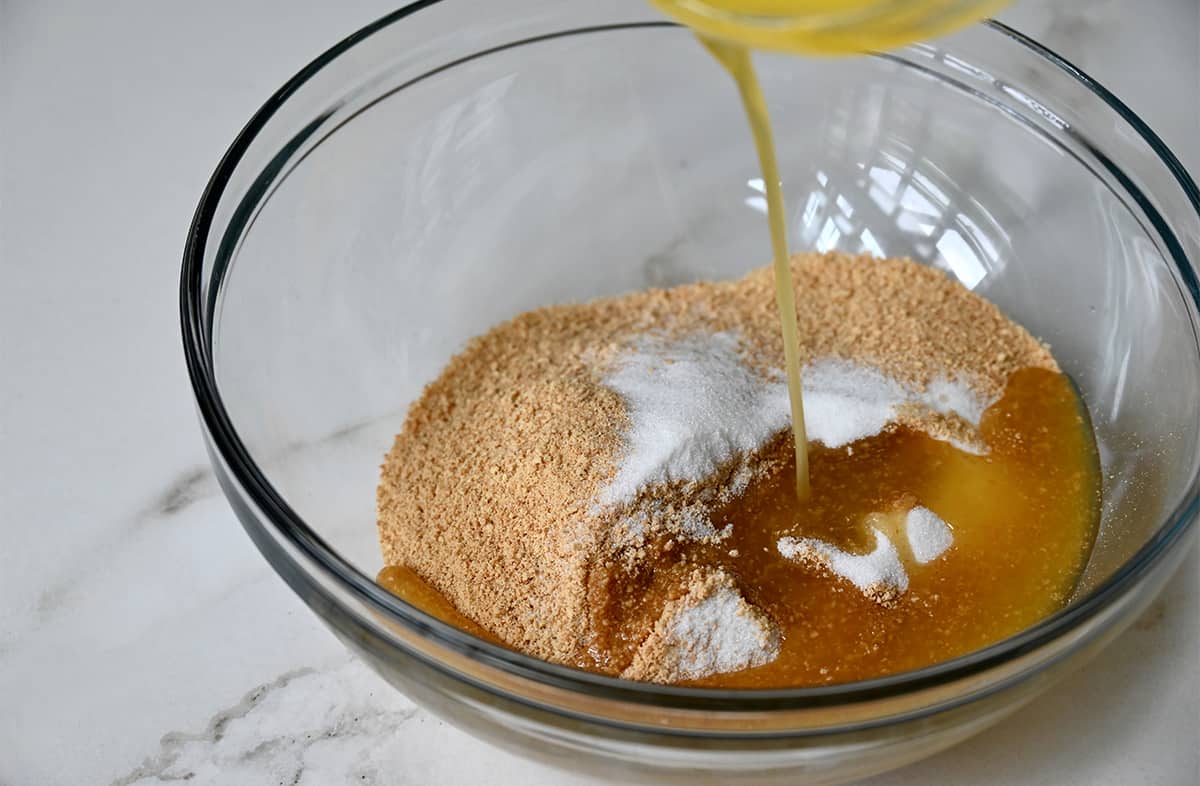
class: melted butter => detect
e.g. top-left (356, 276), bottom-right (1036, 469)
top-left (700, 36), bottom-right (811, 498)
top-left (650, 0), bottom-right (1009, 55)
top-left (684, 366), bottom-right (1101, 687)
top-left (379, 368), bottom-right (1101, 686)
top-left (665, 0), bottom-right (1009, 496)
top-left (376, 565), bottom-right (503, 645)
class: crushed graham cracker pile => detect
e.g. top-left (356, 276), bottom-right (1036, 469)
top-left (376, 252), bottom-right (1056, 682)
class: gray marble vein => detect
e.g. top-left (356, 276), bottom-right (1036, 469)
top-left (154, 467), bottom-right (219, 519)
top-left (26, 465), bottom-right (219, 631)
top-left (109, 660), bottom-right (422, 786)
top-left (24, 412), bottom-right (382, 640)
top-left (109, 668), bottom-right (318, 786)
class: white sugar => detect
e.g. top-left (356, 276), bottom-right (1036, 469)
top-left (800, 359), bottom-right (911, 448)
top-left (778, 507), bottom-right (957, 601)
top-left (598, 332), bottom-right (986, 509)
top-left (608, 504), bottom-right (730, 548)
top-left (778, 529), bottom-right (910, 596)
top-left (798, 359), bottom-right (984, 451)
top-left (906, 506), bottom-right (954, 563)
top-left (922, 377), bottom-right (985, 424)
top-left (655, 582), bottom-right (780, 681)
top-left (597, 332), bottom-right (790, 507)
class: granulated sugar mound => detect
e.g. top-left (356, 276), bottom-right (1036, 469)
top-left (906, 506), bottom-right (955, 564)
top-left (621, 569), bottom-right (781, 683)
top-left (598, 338), bottom-right (988, 510)
top-left (597, 331), bottom-right (792, 508)
top-left (778, 505), bottom-right (957, 605)
top-left (377, 252), bottom-right (1056, 681)
top-left (779, 529), bottom-right (910, 605)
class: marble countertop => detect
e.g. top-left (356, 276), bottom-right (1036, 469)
top-left (2, 1), bottom-right (1197, 784)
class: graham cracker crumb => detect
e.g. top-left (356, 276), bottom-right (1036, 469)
top-left (376, 252), bottom-right (1055, 677)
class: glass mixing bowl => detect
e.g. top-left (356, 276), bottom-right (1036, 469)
top-left (181, 1), bottom-right (1200, 783)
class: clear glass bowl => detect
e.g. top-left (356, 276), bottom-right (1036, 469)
top-left (180, 2), bottom-right (1200, 783)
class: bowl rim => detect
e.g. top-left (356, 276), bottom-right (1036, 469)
top-left (180, 2), bottom-right (1200, 714)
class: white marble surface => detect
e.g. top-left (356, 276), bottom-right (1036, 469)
top-left (2, 1), bottom-right (1198, 784)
